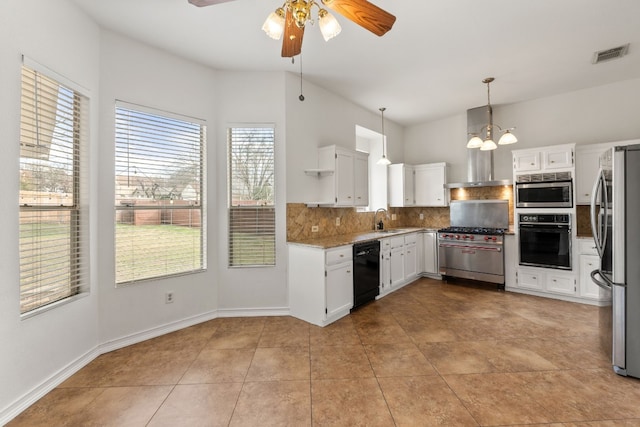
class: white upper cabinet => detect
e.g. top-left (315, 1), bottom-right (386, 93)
top-left (306, 145), bottom-right (369, 207)
top-left (389, 162), bottom-right (448, 207)
top-left (388, 163), bottom-right (414, 207)
top-left (513, 144), bottom-right (574, 173)
top-left (414, 163), bottom-right (449, 207)
top-left (354, 151), bottom-right (369, 207)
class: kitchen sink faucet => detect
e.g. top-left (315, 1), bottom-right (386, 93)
top-left (373, 208), bottom-right (389, 230)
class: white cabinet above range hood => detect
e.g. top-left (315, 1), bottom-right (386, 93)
top-left (445, 106), bottom-right (513, 189)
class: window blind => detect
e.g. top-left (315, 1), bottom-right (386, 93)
top-left (115, 102), bottom-right (206, 285)
top-left (228, 126), bottom-right (275, 267)
top-left (19, 64), bottom-right (89, 315)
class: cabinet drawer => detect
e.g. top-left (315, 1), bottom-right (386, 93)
top-left (326, 245), bottom-right (352, 265)
top-left (379, 238), bottom-right (392, 251)
top-left (547, 273), bottom-right (575, 295)
top-left (578, 239), bottom-right (598, 255)
top-left (404, 233), bottom-right (417, 245)
top-left (518, 269), bottom-right (543, 290)
top-left (389, 236), bottom-right (405, 249)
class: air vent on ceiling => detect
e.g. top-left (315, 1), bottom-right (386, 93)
top-left (592, 43), bottom-right (630, 64)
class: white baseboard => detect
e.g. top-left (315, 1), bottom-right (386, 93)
top-left (98, 310), bottom-right (219, 354)
top-left (216, 306), bottom-right (289, 318)
top-left (0, 347), bottom-right (100, 426)
top-left (1, 307), bottom-right (290, 425)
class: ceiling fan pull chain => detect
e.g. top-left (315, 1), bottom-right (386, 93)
top-left (299, 53), bottom-right (305, 101)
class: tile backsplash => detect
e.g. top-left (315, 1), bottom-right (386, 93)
top-left (287, 185), bottom-right (515, 241)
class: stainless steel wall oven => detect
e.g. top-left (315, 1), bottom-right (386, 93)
top-left (519, 213), bottom-right (572, 270)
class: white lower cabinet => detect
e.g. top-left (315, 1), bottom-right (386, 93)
top-left (404, 234), bottom-right (418, 281)
top-left (515, 266), bottom-right (576, 296)
top-left (390, 242), bottom-right (405, 289)
top-left (577, 238), bottom-right (610, 302)
top-left (380, 232), bottom-right (423, 298)
top-left (504, 235), bottom-right (517, 288)
top-left (288, 244), bottom-right (353, 327)
top-left (422, 231), bottom-right (438, 275)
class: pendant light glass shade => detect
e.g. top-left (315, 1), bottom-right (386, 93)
top-left (480, 138), bottom-right (497, 151)
top-left (377, 154), bottom-right (391, 165)
top-left (466, 136), bottom-right (483, 148)
top-left (498, 129), bottom-right (517, 145)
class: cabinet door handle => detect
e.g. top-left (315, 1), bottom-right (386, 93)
top-left (346, 270), bottom-right (351, 273)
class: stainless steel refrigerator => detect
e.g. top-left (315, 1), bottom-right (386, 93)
top-left (591, 144), bottom-right (640, 378)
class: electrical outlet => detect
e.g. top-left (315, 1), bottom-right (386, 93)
top-left (391, 214), bottom-right (397, 221)
top-left (336, 217), bottom-right (341, 226)
top-left (165, 292), bottom-right (174, 304)
top-left (419, 213), bottom-right (424, 220)
top-left (311, 225), bottom-right (319, 232)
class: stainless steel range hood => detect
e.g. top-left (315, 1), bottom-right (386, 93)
top-left (445, 106), bottom-right (513, 189)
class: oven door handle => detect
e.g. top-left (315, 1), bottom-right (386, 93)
top-left (438, 243), bottom-right (502, 252)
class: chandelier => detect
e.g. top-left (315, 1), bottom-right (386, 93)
top-left (466, 77), bottom-right (517, 151)
top-left (262, 0), bottom-right (342, 42)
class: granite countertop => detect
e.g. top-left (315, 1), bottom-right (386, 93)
top-left (287, 227), bottom-right (433, 249)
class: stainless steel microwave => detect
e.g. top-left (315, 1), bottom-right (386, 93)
top-left (515, 180), bottom-right (573, 208)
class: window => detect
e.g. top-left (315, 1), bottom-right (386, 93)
top-left (19, 61), bottom-right (89, 315)
top-left (228, 126), bottom-right (275, 267)
top-left (115, 102), bottom-right (206, 285)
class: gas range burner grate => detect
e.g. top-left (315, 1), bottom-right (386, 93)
top-left (438, 227), bottom-right (506, 235)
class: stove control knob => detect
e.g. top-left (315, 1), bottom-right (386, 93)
top-left (469, 235), bottom-right (475, 240)
top-left (492, 236), bottom-right (497, 241)
top-left (455, 235), bottom-right (460, 240)
top-left (484, 236), bottom-right (489, 241)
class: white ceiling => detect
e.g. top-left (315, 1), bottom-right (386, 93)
top-left (70, 0), bottom-right (640, 126)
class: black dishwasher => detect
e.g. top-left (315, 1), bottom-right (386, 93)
top-left (352, 240), bottom-right (380, 310)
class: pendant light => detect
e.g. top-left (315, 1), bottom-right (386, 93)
top-left (466, 77), bottom-right (517, 151)
top-left (377, 107), bottom-right (391, 165)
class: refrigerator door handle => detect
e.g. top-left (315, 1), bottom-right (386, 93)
top-left (591, 269), bottom-right (612, 290)
top-left (590, 168), bottom-right (605, 258)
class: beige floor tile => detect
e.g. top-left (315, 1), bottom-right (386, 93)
top-left (377, 375), bottom-right (479, 426)
top-left (309, 316), bottom-right (361, 347)
top-left (230, 380), bottom-right (311, 426)
top-left (245, 347), bottom-right (310, 381)
top-left (180, 348), bottom-right (255, 384)
top-left (258, 316), bottom-right (310, 348)
top-left (6, 388), bottom-right (105, 427)
top-left (60, 348), bottom-right (197, 387)
top-left (311, 378), bottom-right (395, 426)
top-left (204, 325), bottom-right (263, 349)
top-left (311, 344), bottom-right (374, 380)
top-left (148, 383), bottom-right (242, 427)
top-left (364, 342), bottom-right (437, 377)
top-left (443, 372), bottom-right (554, 425)
top-left (67, 386), bottom-right (172, 426)
top-left (419, 341), bottom-right (498, 374)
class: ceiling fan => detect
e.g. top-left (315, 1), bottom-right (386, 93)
top-left (188, 0), bottom-right (396, 58)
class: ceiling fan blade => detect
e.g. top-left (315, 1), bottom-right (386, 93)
top-left (322, 0), bottom-right (396, 36)
top-left (281, 8), bottom-right (304, 58)
top-left (187, 0), bottom-right (236, 7)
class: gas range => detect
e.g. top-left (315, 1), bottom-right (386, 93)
top-left (437, 227), bottom-right (506, 243)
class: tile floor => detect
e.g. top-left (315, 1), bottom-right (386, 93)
top-left (9, 278), bottom-right (640, 426)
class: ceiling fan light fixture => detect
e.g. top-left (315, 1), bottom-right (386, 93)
top-left (318, 9), bottom-right (341, 41)
top-left (262, 8), bottom-right (286, 40)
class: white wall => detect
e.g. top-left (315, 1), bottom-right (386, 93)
top-left (285, 72), bottom-right (404, 203)
top-left (0, 0), bottom-right (101, 420)
top-left (215, 70), bottom-right (289, 312)
top-left (97, 31), bottom-right (219, 344)
top-left (405, 78), bottom-right (640, 182)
